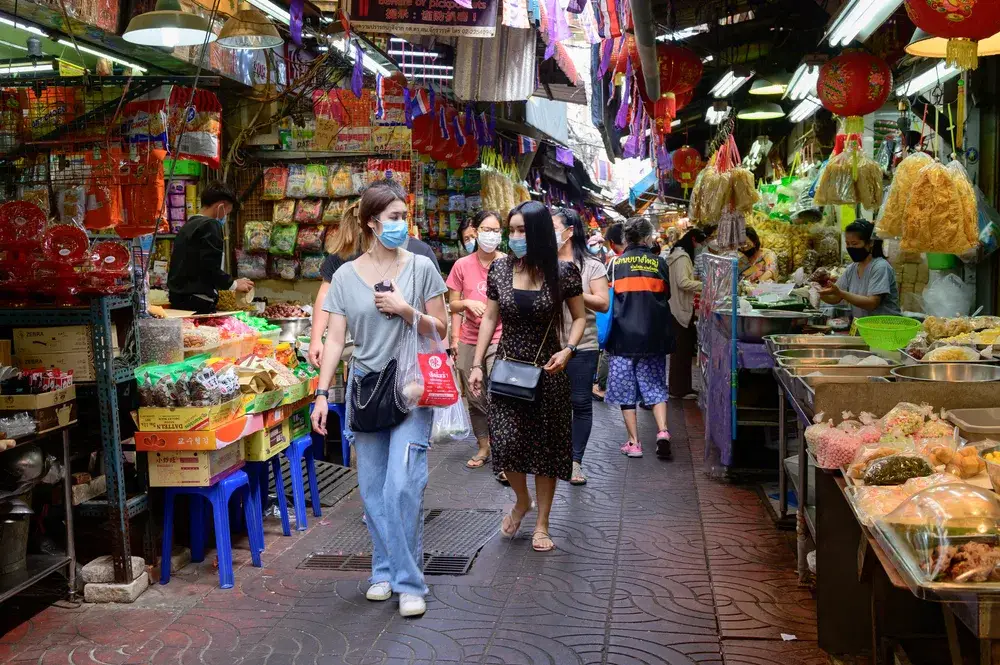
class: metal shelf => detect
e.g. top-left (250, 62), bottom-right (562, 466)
top-left (0, 555), bottom-right (71, 605)
top-left (79, 492), bottom-right (148, 520)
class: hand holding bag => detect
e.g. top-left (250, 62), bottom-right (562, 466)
top-left (488, 317), bottom-right (554, 402)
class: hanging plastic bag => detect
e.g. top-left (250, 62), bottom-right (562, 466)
top-left (415, 315), bottom-right (461, 408)
top-left (922, 273), bottom-right (975, 318)
top-left (430, 399), bottom-right (472, 444)
top-left (396, 315), bottom-right (424, 410)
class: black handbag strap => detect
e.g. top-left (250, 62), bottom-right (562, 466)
top-left (500, 316), bottom-right (555, 367)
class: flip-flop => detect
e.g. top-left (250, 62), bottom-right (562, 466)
top-left (466, 454), bottom-right (490, 469)
top-left (495, 471), bottom-right (510, 486)
top-left (500, 504), bottom-right (532, 538)
top-left (532, 531), bottom-right (555, 552)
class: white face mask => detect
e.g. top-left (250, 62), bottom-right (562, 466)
top-left (477, 230), bottom-right (502, 253)
top-left (555, 229), bottom-right (569, 249)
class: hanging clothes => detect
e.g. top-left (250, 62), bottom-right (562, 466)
top-left (454, 25), bottom-right (536, 102)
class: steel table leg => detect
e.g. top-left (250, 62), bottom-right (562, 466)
top-left (62, 429), bottom-right (76, 600)
top-left (796, 420), bottom-right (809, 582)
top-left (778, 385), bottom-right (787, 519)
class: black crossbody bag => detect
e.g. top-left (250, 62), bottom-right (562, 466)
top-left (488, 317), bottom-right (554, 402)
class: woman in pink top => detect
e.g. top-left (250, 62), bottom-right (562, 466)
top-left (447, 211), bottom-right (504, 470)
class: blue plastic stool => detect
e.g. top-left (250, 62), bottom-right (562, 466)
top-left (160, 469), bottom-right (263, 589)
top-left (244, 458), bottom-right (291, 538)
top-left (284, 435), bottom-right (322, 531)
top-left (328, 402), bottom-right (350, 466)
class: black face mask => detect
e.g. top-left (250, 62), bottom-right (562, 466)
top-left (847, 246), bottom-right (870, 263)
top-left (741, 246), bottom-right (757, 258)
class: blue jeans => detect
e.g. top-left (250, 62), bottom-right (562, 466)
top-left (352, 406), bottom-right (432, 596)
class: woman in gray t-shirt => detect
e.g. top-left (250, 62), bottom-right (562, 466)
top-left (311, 181), bottom-right (448, 619)
top-left (820, 220), bottom-right (901, 319)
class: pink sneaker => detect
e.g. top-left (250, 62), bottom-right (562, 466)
top-left (623, 442), bottom-right (643, 458)
top-left (620, 441), bottom-right (632, 454)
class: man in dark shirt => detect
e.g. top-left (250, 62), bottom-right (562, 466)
top-left (167, 182), bottom-right (254, 314)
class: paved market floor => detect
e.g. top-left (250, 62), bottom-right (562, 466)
top-left (0, 400), bottom-right (828, 665)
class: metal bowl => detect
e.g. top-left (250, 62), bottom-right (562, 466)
top-left (714, 310), bottom-right (816, 343)
top-left (890, 363), bottom-right (1000, 382)
top-left (980, 445), bottom-right (1000, 494)
top-left (267, 317), bottom-right (312, 344)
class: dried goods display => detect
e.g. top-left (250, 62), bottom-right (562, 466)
top-left (900, 161), bottom-right (979, 256)
top-left (876, 152), bottom-right (933, 238)
top-left (813, 144), bottom-right (883, 208)
top-left (863, 455), bottom-right (933, 485)
top-left (263, 303), bottom-right (308, 318)
top-left (922, 346), bottom-right (981, 362)
top-left (136, 357), bottom-right (240, 408)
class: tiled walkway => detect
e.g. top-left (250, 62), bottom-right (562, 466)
top-left (0, 401), bottom-right (828, 664)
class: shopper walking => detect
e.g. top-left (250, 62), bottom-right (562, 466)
top-left (553, 208), bottom-right (609, 486)
top-left (311, 181), bottom-right (448, 618)
top-left (605, 217), bottom-right (675, 460)
top-left (446, 211), bottom-right (505, 470)
top-left (666, 228), bottom-right (706, 400)
top-left (469, 201), bottom-right (586, 552)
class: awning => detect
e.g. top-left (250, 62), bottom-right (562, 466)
top-left (629, 169), bottom-right (658, 209)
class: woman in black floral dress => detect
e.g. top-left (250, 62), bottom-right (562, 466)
top-left (469, 201), bottom-right (586, 552)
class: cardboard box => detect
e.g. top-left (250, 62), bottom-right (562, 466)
top-left (16, 351), bottom-right (96, 382)
top-left (0, 386), bottom-right (77, 433)
top-left (13, 325), bottom-right (118, 356)
top-left (245, 420), bottom-right (290, 461)
top-left (265, 397), bottom-right (312, 428)
top-left (242, 388), bottom-right (285, 415)
top-left (136, 414), bottom-right (264, 451)
top-left (138, 396), bottom-right (244, 431)
top-left (148, 441), bottom-right (245, 487)
top-left (282, 380), bottom-right (310, 406)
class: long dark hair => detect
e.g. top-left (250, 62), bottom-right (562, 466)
top-left (554, 207), bottom-right (588, 268)
top-left (845, 220), bottom-right (887, 259)
top-left (675, 228), bottom-right (707, 260)
top-left (509, 201), bottom-right (562, 307)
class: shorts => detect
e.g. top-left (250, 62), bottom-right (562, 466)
top-left (605, 355), bottom-right (668, 407)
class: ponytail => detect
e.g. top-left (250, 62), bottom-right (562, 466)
top-left (326, 199), bottom-right (370, 259)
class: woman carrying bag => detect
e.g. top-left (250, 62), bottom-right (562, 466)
top-left (311, 181), bottom-right (448, 618)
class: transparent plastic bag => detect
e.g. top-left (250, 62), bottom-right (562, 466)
top-left (396, 315), bottom-right (424, 411)
top-left (922, 273), bottom-right (974, 319)
top-left (863, 453), bottom-right (934, 485)
top-left (848, 443), bottom-right (915, 480)
top-left (902, 160), bottom-right (980, 256)
top-left (880, 402), bottom-right (933, 437)
top-left (876, 152), bottom-right (932, 239)
top-left (430, 398), bottom-right (473, 444)
top-left (813, 150), bottom-right (855, 206)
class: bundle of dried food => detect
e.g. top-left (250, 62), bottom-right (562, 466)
top-left (855, 155), bottom-right (884, 210)
top-left (730, 167), bottom-right (760, 212)
top-left (876, 152), bottom-right (933, 238)
top-left (863, 454), bottom-right (933, 485)
top-left (901, 160), bottom-right (979, 256)
top-left (922, 345), bottom-right (980, 362)
top-left (814, 151), bottom-right (856, 206)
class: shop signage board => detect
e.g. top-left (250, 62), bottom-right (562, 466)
top-left (349, 0), bottom-right (499, 37)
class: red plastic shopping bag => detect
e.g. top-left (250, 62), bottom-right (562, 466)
top-left (417, 350), bottom-right (460, 407)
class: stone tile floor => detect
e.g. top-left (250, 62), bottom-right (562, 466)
top-left (0, 400), bottom-right (828, 665)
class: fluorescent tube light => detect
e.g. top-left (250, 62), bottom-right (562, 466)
top-left (246, 0), bottom-right (290, 24)
top-left (826, 0), bottom-right (902, 47)
top-left (710, 69), bottom-right (753, 98)
top-left (0, 14), bottom-right (48, 37)
top-left (0, 61), bottom-right (54, 73)
top-left (406, 73), bottom-right (453, 81)
top-left (701, 55), bottom-right (713, 63)
top-left (0, 39), bottom-right (28, 51)
top-left (658, 23), bottom-right (709, 41)
top-left (705, 106), bottom-right (728, 125)
top-left (896, 61), bottom-right (961, 97)
top-left (788, 96), bottom-right (822, 123)
top-left (331, 38), bottom-right (391, 77)
top-left (57, 39), bottom-right (148, 72)
top-left (785, 62), bottom-right (820, 101)
top-left (389, 50), bottom-right (439, 59)
top-left (671, 119), bottom-right (681, 127)
top-left (401, 63), bottom-right (453, 71)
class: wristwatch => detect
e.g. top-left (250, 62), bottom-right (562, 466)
top-left (565, 344), bottom-right (578, 356)
top-left (314, 388), bottom-right (329, 399)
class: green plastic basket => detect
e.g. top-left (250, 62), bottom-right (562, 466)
top-left (855, 316), bottom-right (921, 351)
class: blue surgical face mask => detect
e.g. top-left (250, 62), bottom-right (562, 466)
top-left (508, 235), bottom-right (528, 258)
top-left (375, 219), bottom-right (409, 249)
top-left (463, 239), bottom-right (477, 254)
top-left (587, 245), bottom-right (601, 255)
top-left (218, 214), bottom-right (227, 226)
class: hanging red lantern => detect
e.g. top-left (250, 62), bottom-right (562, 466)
top-left (635, 44), bottom-right (703, 105)
top-left (817, 50), bottom-right (892, 135)
top-left (904, 0), bottom-right (1000, 70)
top-left (672, 146), bottom-right (702, 193)
top-left (675, 89), bottom-right (694, 111)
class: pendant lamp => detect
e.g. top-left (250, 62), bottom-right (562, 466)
top-left (737, 103), bottom-right (785, 120)
top-left (906, 28), bottom-right (1000, 61)
top-left (123, 0), bottom-right (218, 47)
top-left (749, 73), bottom-right (790, 96)
top-left (217, 1), bottom-right (283, 49)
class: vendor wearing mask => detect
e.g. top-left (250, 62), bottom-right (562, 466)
top-left (740, 227), bottom-right (779, 283)
top-left (820, 220), bottom-right (901, 318)
top-left (168, 182), bottom-right (253, 314)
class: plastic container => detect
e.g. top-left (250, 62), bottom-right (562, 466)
top-left (216, 339), bottom-right (242, 360)
top-left (947, 409), bottom-right (1000, 442)
top-left (855, 315), bottom-right (921, 351)
top-left (926, 253), bottom-right (959, 270)
top-left (163, 159), bottom-right (202, 178)
top-left (240, 332), bottom-right (259, 357)
top-left (138, 318), bottom-right (183, 364)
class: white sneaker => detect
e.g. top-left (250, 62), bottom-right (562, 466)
top-left (399, 593), bottom-right (427, 617)
top-left (366, 581), bottom-right (392, 601)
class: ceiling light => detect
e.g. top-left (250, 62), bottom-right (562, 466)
top-left (388, 49), bottom-right (439, 59)
top-left (701, 55), bottom-right (714, 63)
top-left (750, 73), bottom-right (789, 96)
top-left (705, 106), bottom-right (728, 125)
top-left (671, 119), bottom-right (681, 127)
top-left (0, 60), bottom-right (54, 74)
top-left (406, 73), bottom-right (453, 81)
top-left (710, 69), bottom-right (753, 98)
top-left (906, 27), bottom-right (1000, 60)
top-left (57, 39), bottom-right (149, 71)
top-left (737, 102), bottom-right (785, 120)
top-left (331, 38), bottom-right (391, 77)
top-left (401, 63), bottom-right (453, 71)
top-left (246, 0), bottom-right (289, 24)
top-left (0, 14), bottom-right (47, 36)
top-left (657, 23), bottom-right (709, 42)
top-left (896, 61), bottom-right (961, 97)
top-left (217, 1), bottom-right (282, 49)
top-left (785, 61), bottom-right (822, 101)
top-left (826, 0), bottom-right (902, 47)
top-left (788, 96), bottom-right (822, 123)
top-left (123, 0), bottom-right (217, 47)
top-left (0, 38), bottom-right (28, 51)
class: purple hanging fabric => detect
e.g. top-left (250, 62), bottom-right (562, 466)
top-left (638, 108), bottom-right (649, 160)
top-left (544, 0), bottom-right (571, 60)
top-left (351, 43), bottom-right (364, 98)
top-left (374, 74), bottom-right (385, 120)
top-left (403, 88), bottom-right (413, 128)
top-left (556, 146), bottom-right (574, 167)
top-left (489, 105), bottom-right (497, 138)
top-left (290, 0), bottom-right (303, 45)
top-left (452, 115), bottom-right (466, 146)
top-left (614, 60), bottom-right (631, 129)
top-left (597, 38), bottom-right (613, 78)
top-left (567, 0), bottom-right (587, 15)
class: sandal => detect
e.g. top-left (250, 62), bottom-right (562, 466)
top-left (466, 453), bottom-right (490, 469)
top-left (500, 504), bottom-right (532, 538)
top-left (495, 471), bottom-right (510, 486)
top-left (532, 530), bottom-right (555, 552)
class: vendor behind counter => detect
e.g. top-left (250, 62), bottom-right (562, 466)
top-left (820, 220), bottom-right (901, 319)
top-left (739, 227), bottom-right (779, 283)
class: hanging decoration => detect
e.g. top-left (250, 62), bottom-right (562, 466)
top-left (634, 43), bottom-right (703, 105)
top-left (904, 0), bottom-right (1000, 70)
top-left (672, 146), bottom-right (702, 195)
top-left (817, 50), bottom-right (892, 136)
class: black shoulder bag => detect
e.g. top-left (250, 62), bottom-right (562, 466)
top-left (488, 317), bottom-right (555, 402)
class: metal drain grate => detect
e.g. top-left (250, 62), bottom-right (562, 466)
top-left (300, 552), bottom-right (476, 576)
top-left (270, 459), bottom-right (358, 508)
top-left (423, 509), bottom-right (500, 555)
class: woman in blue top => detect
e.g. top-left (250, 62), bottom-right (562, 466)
top-left (820, 221), bottom-right (901, 318)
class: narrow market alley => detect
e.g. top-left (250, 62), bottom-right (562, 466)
top-left (0, 401), bottom-right (824, 665)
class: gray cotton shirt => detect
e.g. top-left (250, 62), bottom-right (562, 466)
top-left (323, 253), bottom-right (448, 374)
top-left (835, 257), bottom-right (901, 319)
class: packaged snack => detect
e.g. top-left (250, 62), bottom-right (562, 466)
top-left (244, 221), bottom-right (271, 252)
top-left (294, 199), bottom-right (323, 224)
top-left (236, 250), bottom-right (268, 279)
top-left (55, 185), bottom-right (86, 226)
top-left (351, 164), bottom-right (368, 194)
top-left (880, 402), bottom-right (932, 437)
top-left (813, 150), bottom-right (856, 206)
top-left (327, 164), bottom-right (354, 197)
top-left (285, 164), bottom-right (307, 198)
top-left (301, 254), bottom-right (324, 280)
top-left (863, 454), bottom-right (933, 485)
top-left (269, 223), bottom-right (298, 255)
top-left (901, 160), bottom-right (980, 256)
top-left (296, 225), bottom-right (325, 253)
top-left (272, 257), bottom-right (299, 280)
top-left (447, 170), bottom-right (464, 190)
top-left (730, 167), bottom-right (760, 212)
top-left (273, 199), bottom-right (295, 225)
top-left (323, 198), bottom-right (350, 224)
top-left (262, 167), bottom-right (289, 200)
top-left (304, 164), bottom-right (328, 197)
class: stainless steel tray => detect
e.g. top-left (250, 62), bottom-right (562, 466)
top-left (782, 365), bottom-right (897, 377)
top-left (764, 334), bottom-right (869, 354)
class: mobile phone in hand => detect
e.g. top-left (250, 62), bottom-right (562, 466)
top-left (374, 280), bottom-right (394, 293)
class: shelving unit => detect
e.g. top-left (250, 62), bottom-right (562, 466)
top-left (0, 294), bottom-right (140, 584)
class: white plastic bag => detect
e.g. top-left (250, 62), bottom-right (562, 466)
top-left (396, 317), bottom-right (424, 410)
top-left (430, 399), bottom-right (473, 444)
top-left (922, 273), bottom-right (974, 318)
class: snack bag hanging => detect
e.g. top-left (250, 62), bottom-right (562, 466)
top-left (118, 147), bottom-right (167, 238)
top-left (84, 147), bottom-right (124, 230)
top-left (262, 167), bottom-right (289, 200)
top-left (167, 87), bottom-right (222, 170)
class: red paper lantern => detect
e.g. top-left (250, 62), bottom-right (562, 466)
top-left (904, 0), bottom-right (1000, 69)
top-left (635, 44), bottom-right (703, 105)
top-left (817, 50), bottom-right (892, 135)
top-left (672, 146), bottom-right (702, 191)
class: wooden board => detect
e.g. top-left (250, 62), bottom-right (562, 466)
top-left (814, 382), bottom-right (1000, 423)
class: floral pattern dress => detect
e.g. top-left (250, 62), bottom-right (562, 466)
top-left (486, 256), bottom-right (583, 481)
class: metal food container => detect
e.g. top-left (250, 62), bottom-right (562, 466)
top-left (890, 364), bottom-right (1000, 382)
top-left (946, 409), bottom-right (1000, 443)
top-left (775, 348), bottom-right (893, 368)
top-left (715, 310), bottom-right (818, 343)
top-left (783, 365), bottom-right (896, 377)
top-left (267, 317), bottom-right (312, 343)
top-left (763, 334), bottom-right (869, 354)
top-left (980, 444), bottom-right (1000, 493)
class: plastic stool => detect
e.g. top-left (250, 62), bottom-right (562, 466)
top-left (284, 435), bottom-right (322, 531)
top-left (160, 469), bottom-right (263, 589)
top-left (328, 402), bottom-right (350, 466)
top-left (244, 458), bottom-right (291, 538)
